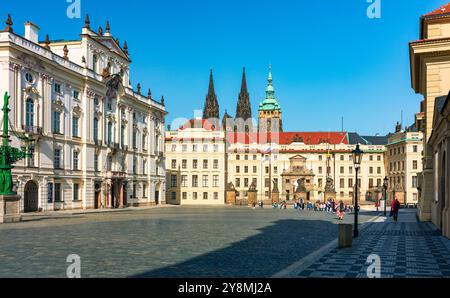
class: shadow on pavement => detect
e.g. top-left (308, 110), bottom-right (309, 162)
top-left (131, 218), bottom-right (343, 278)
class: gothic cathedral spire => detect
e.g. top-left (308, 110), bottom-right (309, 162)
top-left (235, 67), bottom-right (252, 121)
top-left (202, 69), bottom-right (220, 120)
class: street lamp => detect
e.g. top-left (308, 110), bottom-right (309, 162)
top-left (352, 144), bottom-right (363, 238)
top-left (383, 176), bottom-right (388, 216)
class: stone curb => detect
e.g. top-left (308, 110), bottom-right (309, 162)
top-left (272, 213), bottom-right (383, 278)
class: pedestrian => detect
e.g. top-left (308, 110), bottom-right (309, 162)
top-left (337, 200), bottom-right (345, 220)
top-left (391, 196), bottom-right (401, 222)
top-left (252, 202), bottom-right (256, 210)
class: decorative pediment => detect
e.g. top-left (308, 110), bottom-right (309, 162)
top-left (23, 86), bottom-right (40, 97)
top-left (91, 36), bottom-right (129, 61)
top-left (52, 97), bottom-right (64, 112)
top-left (290, 154), bottom-right (307, 162)
top-left (95, 106), bottom-right (103, 118)
top-left (106, 111), bottom-right (116, 123)
top-left (73, 104), bottom-right (83, 117)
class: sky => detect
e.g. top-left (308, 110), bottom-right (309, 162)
top-left (1, 0), bottom-right (449, 135)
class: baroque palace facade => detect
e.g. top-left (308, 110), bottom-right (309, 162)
top-left (409, 3), bottom-right (450, 238)
top-left (166, 68), bottom-right (393, 206)
top-left (0, 15), bottom-right (167, 212)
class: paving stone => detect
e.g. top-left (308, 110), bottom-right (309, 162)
top-left (0, 207), bottom-right (378, 278)
top-left (296, 209), bottom-right (450, 278)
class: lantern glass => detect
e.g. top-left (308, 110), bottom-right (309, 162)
top-left (383, 177), bottom-right (388, 188)
top-left (352, 144), bottom-right (363, 167)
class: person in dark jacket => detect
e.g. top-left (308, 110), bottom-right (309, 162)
top-left (391, 196), bottom-right (401, 222)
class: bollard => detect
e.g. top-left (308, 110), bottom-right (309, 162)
top-left (338, 224), bottom-right (353, 248)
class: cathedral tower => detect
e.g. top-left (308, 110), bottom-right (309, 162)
top-left (235, 68), bottom-right (253, 132)
top-left (202, 69), bottom-right (220, 121)
top-left (258, 65), bottom-right (282, 133)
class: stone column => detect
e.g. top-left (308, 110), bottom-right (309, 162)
top-left (119, 181), bottom-right (124, 208)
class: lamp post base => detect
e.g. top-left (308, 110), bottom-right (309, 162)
top-left (0, 194), bottom-right (22, 223)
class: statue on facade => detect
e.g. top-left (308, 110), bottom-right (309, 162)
top-left (105, 73), bottom-right (122, 100)
top-left (295, 178), bottom-right (306, 192)
top-left (248, 181), bottom-right (257, 192)
top-left (324, 176), bottom-right (336, 193)
top-left (272, 179), bottom-right (279, 193)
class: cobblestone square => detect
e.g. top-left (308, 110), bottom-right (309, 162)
top-left (0, 207), bottom-right (377, 278)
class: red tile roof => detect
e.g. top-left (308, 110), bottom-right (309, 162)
top-left (179, 119), bottom-right (217, 131)
top-left (227, 132), bottom-right (348, 145)
top-left (424, 3), bottom-right (450, 17)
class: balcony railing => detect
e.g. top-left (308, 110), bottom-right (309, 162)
top-left (22, 125), bottom-right (43, 136)
top-left (94, 139), bottom-right (102, 147)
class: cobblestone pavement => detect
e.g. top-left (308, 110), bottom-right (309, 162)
top-left (0, 207), bottom-right (377, 278)
top-left (295, 209), bottom-right (450, 278)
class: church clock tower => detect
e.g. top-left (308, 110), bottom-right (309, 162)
top-left (258, 65), bottom-right (282, 133)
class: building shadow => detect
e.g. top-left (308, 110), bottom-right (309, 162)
top-left (130, 218), bottom-right (342, 278)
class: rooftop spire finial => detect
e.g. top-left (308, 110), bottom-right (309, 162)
top-left (123, 41), bottom-right (128, 55)
top-left (44, 34), bottom-right (50, 49)
top-left (5, 14), bottom-right (13, 33)
top-left (105, 21), bottom-right (110, 33)
top-left (148, 88), bottom-right (152, 99)
top-left (84, 14), bottom-right (91, 30)
top-left (98, 26), bottom-right (103, 35)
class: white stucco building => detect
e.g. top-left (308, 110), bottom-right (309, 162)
top-left (0, 15), bottom-right (167, 212)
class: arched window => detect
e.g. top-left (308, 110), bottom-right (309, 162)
top-left (26, 98), bottom-right (34, 128)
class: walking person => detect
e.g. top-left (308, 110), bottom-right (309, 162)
top-left (337, 200), bottom-right (345, 220)
top-left (391, 196), bottom-right (401, 222)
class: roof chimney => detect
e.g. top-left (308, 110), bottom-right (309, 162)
top-left (24, 21), bottom-right (39, 43)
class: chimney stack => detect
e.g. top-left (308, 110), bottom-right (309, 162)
top-left (24, 21), bottom-right (40, 43)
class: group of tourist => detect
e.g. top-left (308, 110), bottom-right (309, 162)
top-left (259, 198), bottom-right (355, 220)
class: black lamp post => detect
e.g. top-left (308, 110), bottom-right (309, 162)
top-left (383, 176), bottom-right (388, 216)
top-left (352, 144), bottom-right (363, 238)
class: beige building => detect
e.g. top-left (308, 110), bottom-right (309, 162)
top-left (165, 68), bottom-right (388, 206)
top-left (228, 133), bottom-right (387, 205)
top-left (0, 16), bottom-right (167, 212)
top-left (410, 3), bottom-right (450, 236)
top-left (165, 119), bottom-right (226, 205)
top-left (429, 93), bottom-right (450, 238)
top-left (386, 123), bottom-right (423, 206)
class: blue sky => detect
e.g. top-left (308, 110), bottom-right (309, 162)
top-left (2, 0), bottom-right (449, 135)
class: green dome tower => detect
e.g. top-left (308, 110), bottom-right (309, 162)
top-left (258, 65), bottom-right (282, 133)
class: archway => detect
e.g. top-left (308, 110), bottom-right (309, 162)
top-left (24, 180), bottom-right (39, 213)
top-left (155, 183), bottom-right (161, 205)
